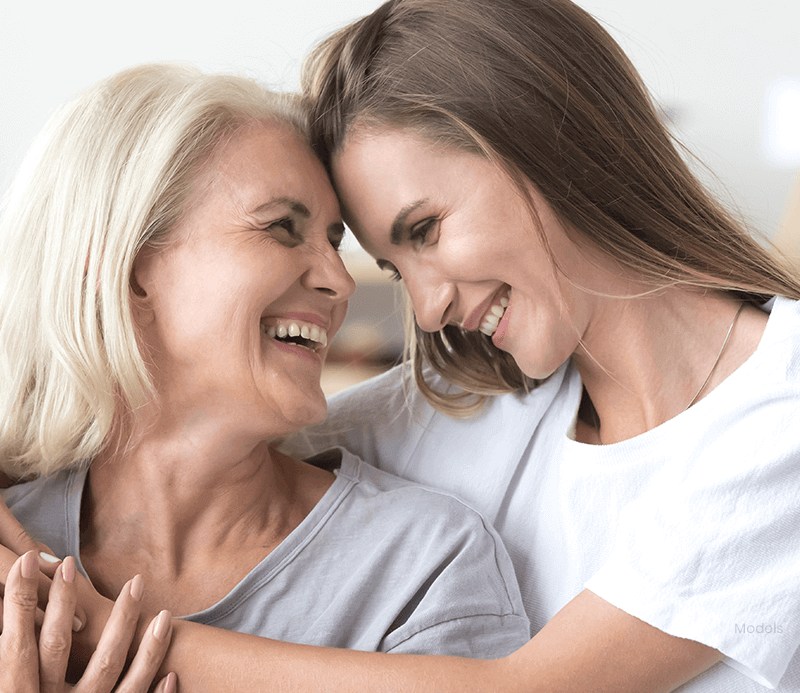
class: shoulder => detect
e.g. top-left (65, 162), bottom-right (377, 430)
top-left (336, 449), bottom-right (525, 607)
top-left (337, 448), bottom-right (508, 552)
top-left (334, 449), bottom-right (530, 656)
top-left (1, 467), bottom-right (77, 511)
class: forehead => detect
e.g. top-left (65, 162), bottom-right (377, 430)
top-left (195, 120), bottom-right (339, 216)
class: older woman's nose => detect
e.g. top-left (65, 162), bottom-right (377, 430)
top-left (305, 245), bottom-right (356, 301)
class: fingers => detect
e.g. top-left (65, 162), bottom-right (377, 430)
top-left (74, 575), bottom-right (144, 693)
top-left (0, 551), bottom-right (41, 693)
top-left (0, 499), bottom-right (40, 556)
top-left (0, 543), bottom-right (56, 623)
top-left (114, 611), bottom-right (174, 693)
top-left (153, 672), bottom-right (178, 693)
top-left (38, 556), bottom-right (79, 693)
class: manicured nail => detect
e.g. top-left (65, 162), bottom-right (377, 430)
top-left (72, 615), bottom-right (84, 632)
top-left (153, 609), bottom-right (172, 641)
top-left (39, 551), bottom-right (61, 565)
top-left (21, 551), bottom-right (38, 579)
top-left (129, 574), bottom-right (144, 602)
top-left (61, 556), bottom-right (76, 583)
top-left (159, 672), bottom-right (177, 693)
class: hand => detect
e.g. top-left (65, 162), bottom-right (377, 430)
top-left (0, 551), bottom-right (176, 693)
top-left (0, 494), bottom-right (87, 629)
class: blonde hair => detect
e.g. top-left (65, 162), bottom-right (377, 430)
top-left (0, 63), bottom-right (306, 477)
top-left (304, 0), bottom-right (800, 416)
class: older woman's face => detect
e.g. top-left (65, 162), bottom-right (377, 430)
top-left (133, 121), bottom-right (354, 437)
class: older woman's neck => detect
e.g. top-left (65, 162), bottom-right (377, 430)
top-left (83, 410), bottom-right (334, 615)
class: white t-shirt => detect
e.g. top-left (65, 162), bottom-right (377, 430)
top-left (285, 297), bottom-right (800, 691)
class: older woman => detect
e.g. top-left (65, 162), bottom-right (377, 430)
top-left (0, 62), bottom-right (529, 689)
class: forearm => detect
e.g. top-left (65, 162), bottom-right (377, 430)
top-left (153, 591), bottom-right (721, 693)
top-left (163, 619), bottom-right (505, 693)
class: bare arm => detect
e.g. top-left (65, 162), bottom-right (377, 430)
top-left (156, 590), bottom-right (721, 693)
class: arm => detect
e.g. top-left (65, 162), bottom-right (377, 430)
top-left (151, 589), bottom-right (719, 693)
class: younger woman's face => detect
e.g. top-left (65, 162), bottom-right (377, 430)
top-left (332, 127), bottom-right (598, 379)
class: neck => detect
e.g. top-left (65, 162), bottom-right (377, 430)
top-left (81, 405), bottom-right (333, 613)
top-left (571, 289), bottom-right (765, 445)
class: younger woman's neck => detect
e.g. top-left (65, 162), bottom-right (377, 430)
top-left (571, 290), bottom-right (766, 445)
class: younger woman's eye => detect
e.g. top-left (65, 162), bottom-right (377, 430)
top-left (409, 218), bottom-right (438, 248)
top-left (377, 260), bottom-right (402, 282)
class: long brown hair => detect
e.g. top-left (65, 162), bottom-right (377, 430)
top-left (303, 0), bottom-right (800, 415)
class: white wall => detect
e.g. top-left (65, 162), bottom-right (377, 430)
top-left (1, 0), bottom-right (798, 237)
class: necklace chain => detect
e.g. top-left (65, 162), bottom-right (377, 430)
top-left (685, 302), bottom-right (744, 411)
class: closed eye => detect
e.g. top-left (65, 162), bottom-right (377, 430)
top-left (409, 217), bottom-right (438, 248)
top-left (377, 259), bottom-right (402, 282)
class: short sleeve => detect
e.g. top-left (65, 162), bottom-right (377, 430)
top-left (385, 613), bottom-right (530, 658)
top-left (586, 382), bottom-right (800, 688)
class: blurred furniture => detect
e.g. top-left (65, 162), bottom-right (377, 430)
top-left (322, 250), bottom-right (406, 395)
top-left (773, 171), bottom-right (800, 267)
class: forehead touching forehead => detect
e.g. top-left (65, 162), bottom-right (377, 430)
top-left (179, 118), bottom-right (338, 224)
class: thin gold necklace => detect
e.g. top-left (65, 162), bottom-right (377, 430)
top-left (685, 302), bottom-right (744, 411)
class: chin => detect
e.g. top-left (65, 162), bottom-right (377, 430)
top-left (510, 350), bottom-right (565, 381)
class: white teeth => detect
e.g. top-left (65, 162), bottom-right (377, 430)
top-left (478, 290), bottom-right (511, 337)
top-left (262, 319), bottom-right (329, 350)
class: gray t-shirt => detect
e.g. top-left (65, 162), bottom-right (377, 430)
top-left (3, 447), bottom-right (529, 657)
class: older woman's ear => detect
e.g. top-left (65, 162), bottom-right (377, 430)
top-left (130, 247), bottom-right (157, 325)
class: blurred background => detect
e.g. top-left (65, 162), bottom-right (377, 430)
top-left (2, 0), bottom-right (799, 393)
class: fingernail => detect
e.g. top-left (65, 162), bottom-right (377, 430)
top-left (129, 574), bottom-right (144, 602)
top-left (61, 556), bottom-right (76, 583)
top-left (153, 609), bottom-right (172, 641)
top-left (39, 551), bottom-right (61, 565)
top-left (21, 551), bottom-right (38, 579)
top-left (159, 672), bottom-right (177, 693)
top-left (72, 615), bottom-right (84, 632)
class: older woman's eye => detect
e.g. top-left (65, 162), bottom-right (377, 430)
top-left (266, 217), bottom-right (301, 246)
top-left (329, 230), bottom-right (346, 252)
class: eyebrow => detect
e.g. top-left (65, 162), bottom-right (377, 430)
top-left (390, 200), bottom-right (426, 245)
top-left (252, 197), bottom-right (311, 218)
